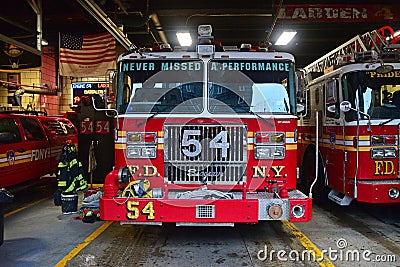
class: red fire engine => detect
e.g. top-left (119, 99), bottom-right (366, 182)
top-left (97, 25), bottom-right (312, 225)
top-left (297, 25), bottom-right (400, 205)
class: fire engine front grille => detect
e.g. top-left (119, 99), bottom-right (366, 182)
top-left (165, 163), bottom-right (245, 184)
top-left (164, 124), bottom-right (247, 184)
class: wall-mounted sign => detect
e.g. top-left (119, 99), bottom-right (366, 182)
top-left (275, 4), bottom-right (398, 22)
top-left (72, 82), bottom-right (109, 105)
top-left (0, 37), bottom-right (41, 70)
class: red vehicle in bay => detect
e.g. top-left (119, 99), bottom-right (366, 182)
top-left (297, 26), bottom-right (400, 205)
top-left (0, 112), bottom-right (78, 188)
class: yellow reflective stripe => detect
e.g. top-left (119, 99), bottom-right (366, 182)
top-left (115, 143), bottom-right (126, 149)
top-left (286, 132), bottom-right (294, 138)
top-left (0, 150), bottom-right (31, 158)
top-left (0, 158), bottom-right (31, 167)
top-left (17, 158), bottom-right (31, 164)
top-left (344, 135), bottom-right (370, 141)
top-left (118, 130), bottom-right (126, 138)
top-left (345, 147), bottom-right (374, 152)
top-left (0, 162), bottom-right (9, 168)
top-left (286, 144), bottom-right (297, 150)
top-left (69, 158), bottom-right (78, 166)
top-left (64, 182), bottom-right (76, 193)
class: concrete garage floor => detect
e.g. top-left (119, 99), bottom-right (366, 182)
top-left (0, 194), bottom-right (103, 267)
top-left (1, 178), bottom-right (400, 267)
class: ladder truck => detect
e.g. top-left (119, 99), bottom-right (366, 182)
top-left (297, 25), bottom-right (400, 205)
top-left (95, 25), bottom-right (312, 225)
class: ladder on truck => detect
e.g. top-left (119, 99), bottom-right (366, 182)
top-left (304, 26), bottom-right (400, 74)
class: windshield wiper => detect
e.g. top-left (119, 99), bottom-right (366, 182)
top-left (137, 112), bottom-right (159, 127)
top-left (380, 118), bottom-right (395, 126)
top-left (283, 98), bottom-right (290, 112)
top-left (249, 110), bottom-right (275, 128)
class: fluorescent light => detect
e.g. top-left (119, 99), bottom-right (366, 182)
top-left (176, 32), bottom-right (192, 46)
top-left (275, 31), bottom-right (297, 45)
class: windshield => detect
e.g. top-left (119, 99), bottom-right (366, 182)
top-left (117, 60), bottom-right (203, 114)
top-left (342, 70), bottom-right (400, 120)
top-left (208, 60), bottom-right (296, 114)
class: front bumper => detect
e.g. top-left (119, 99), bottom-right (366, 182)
top-left (354, 180), bottom-right (400, 203)
top-left (100, 190), bottom-right (312, 224)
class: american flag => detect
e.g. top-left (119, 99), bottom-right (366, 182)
top-left (59, 32), bottom-right (116, 77)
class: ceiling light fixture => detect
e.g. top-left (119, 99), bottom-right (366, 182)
top-left (275, 31), bottom-right (297, 46)
top-left (176, 32), bottom-right (192, 47)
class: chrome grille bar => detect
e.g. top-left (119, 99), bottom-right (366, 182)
top-left (165, 163), bottom-right (245, 184)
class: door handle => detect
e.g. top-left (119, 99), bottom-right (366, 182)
top-left (18, 148), bottom-right (26, 153)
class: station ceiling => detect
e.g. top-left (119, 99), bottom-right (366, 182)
top-left (1, 0), bottom-right (399, 68)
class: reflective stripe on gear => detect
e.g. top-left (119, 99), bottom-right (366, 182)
top-left (122, 179), bottom-right (152, 198)
top-left (57, 143), bottom-right (88, 193)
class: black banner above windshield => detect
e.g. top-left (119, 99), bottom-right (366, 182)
top-left (120, 60), bottom-right (202, 72)
top-left (210, 61), bottom-right (290, 72)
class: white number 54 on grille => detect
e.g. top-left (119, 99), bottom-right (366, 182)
top-left (181, 129), bottom-right (229, 158)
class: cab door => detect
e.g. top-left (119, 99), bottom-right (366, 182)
top-left (0, 117), bottom-right (29, 187)
top-left (18, 117), bottom-right (51, 180)
top-left (323, 78), bottom-right (346, 192)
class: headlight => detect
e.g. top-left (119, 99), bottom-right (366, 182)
top-left (126, 147), bottom-right (141, 158)
top-left (142, 147), bottom-right (156, 158)
top-left (384, 148), bottom-right (396, 158)
top-left (291, 204), bottom-right (305, 219)
top-left (371, 148), bottom-right (396, 159)
top-left (371, 135), bottom-right (396, 145)
top-left (127, 132), bottom-right (156, 144)
top-left (126, 146), bottom-right (156, 158)
top-left (255, 132), bottom-right (285, 144)
top-left (388, 188), bottom-right (400, 200)
top-left (127, 133), bottom-right (142, 143)
top-left (255, 146), bottom-right (285, 159)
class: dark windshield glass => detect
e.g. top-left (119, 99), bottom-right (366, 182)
top-left (342, 70), bottom-right (400, 120)
top-left (117, 60), bottom-right (203, 114)
top-left (208, 60), bottom-right (296, 114)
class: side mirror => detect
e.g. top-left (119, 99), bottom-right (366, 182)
top-left (327, 105), bottom-right (336, 113)
top-left (296, 103), bottom-right (305, 113)
top-left (340, 101), bottom-right (352, 112)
